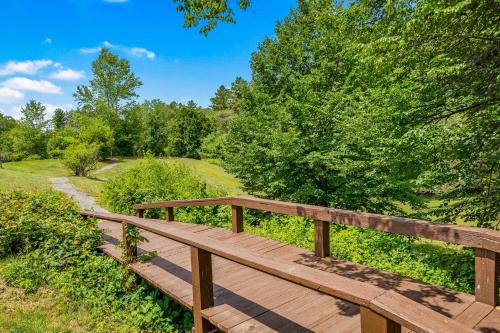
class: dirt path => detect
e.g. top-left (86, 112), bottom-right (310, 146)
top-left (97, 159), bottom-right (120, 172)
top-left (50, 177), bottom-right (108, 212)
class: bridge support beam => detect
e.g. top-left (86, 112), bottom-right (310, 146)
top-left (232, 205), bottom-right (243, 233)
top-left (166, 207), bottom-right (174, 221)
top-left (314, 220), bottom-right (330, 258)
top-left (360, 307), bottom-right (401, 333)
top-left (475, 248), bottom-right (499, 306)
top-left (191, 247), bottom-right (214, 333)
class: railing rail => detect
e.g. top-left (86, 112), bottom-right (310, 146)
top-left (81, 211), bottom-right (476, 333)
top-left (132, 195), bottom-right (500, 307)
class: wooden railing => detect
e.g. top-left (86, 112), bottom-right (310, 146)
top-left (81, 211), bottom-right (476, 333)
top-left (133, 196), bottom-right (500, 307)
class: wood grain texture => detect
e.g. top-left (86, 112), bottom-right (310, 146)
top-left (361, 306), bottom-right (401, 333)
top-left (191, 247), bottom-right (214, 333)
top-left (314, 220), bottom-right (330, 258)
top-left (474, 248), bottom-right (499, 306)
top-left (231, 205), bottom-right (243, 233)
top-left (84, 210), bottom-right (482, 332)
top-left (125, 195), bottom-right (500, 252)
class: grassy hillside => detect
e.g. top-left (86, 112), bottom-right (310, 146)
top-left (0, 160), bottom-right (71, 190)
top-left (0, 158), bottom-right (242, 211)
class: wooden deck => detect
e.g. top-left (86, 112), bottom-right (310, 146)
top-left (97, 218), bottom-right (500, 332)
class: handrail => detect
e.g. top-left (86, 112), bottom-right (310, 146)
top-left (81, 210), bottom-right (476, 333)
top-left (133, 196), bottom-right (500, 253)
top-left (132, 195), bottom-right (500, 307)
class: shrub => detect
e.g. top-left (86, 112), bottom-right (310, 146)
top-left (63, 143), bottom-right (99, 176)
top-left (103, 158), bottom-right (230, 227)
top-left (0, 190), bottom-right (192, 332)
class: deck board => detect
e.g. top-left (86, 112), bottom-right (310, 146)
top-left (97, 220), bottom-right (500, 332)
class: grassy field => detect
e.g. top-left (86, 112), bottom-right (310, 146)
top-left (0, 160), bottom-right (71, 191)
top-left (1, 157), bottom-right (242, 206)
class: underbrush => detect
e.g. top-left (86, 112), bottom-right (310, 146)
top-left (0, 190), bottom-right (192, 332)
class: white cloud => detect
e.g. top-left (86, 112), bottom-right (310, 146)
top-left (50, 69), bottom-right (85, 81)
top-left (80, 41), bottom-right (156, 60)
top-left (0, 59), bottom-right (53, 76)
top-left (131, 47), bottom-right (156, 59)
top-left (0, 87), bottom-right (24, 102)
top-left (2, 77), bottom-right (62, 94)
top-left (43, 37), bottom-right (52, 44)
top-left (80, 47), bottom-right (102, 54)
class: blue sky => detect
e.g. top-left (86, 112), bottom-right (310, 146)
top-left (0, 0), bottom-right (296, 119)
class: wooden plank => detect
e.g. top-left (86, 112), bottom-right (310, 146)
top-left (133, 197), bottom-right (233, 210)
top-left (475, 248), bottom-right (499, 306)
top-left (231, 205), bottom-right (243, 233)
top-left (455, 302), bottom-right (494, 328)
top-left (314, 220), bottom-right (330, 258)
top-left (475, 308), bottom-right (500, 332)
top-left (96, 216), bottom-right (487, 333)
top-left (369, 291), bottom-right (476, 333)
top-left (191, 247), bottom-right (214, 333)
top-left (124, 193), bottom-right (500, 252)
top-left (361, 306), bottom-right (401, 333)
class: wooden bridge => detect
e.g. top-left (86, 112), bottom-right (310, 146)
top-left (81, 196), bottom-right (500, 333)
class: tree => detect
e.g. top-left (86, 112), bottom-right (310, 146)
top-left (51, 108), bottom-right (67, 130)
top-left (174, 0), bottom-right (250, 35)
top-left (223, 0), bottom-right (499, 227)
top-left (63, 143), bottom-right (99, 176)
top-left (0, 114), bottom-right (16, 136)
top-left (210, 85), bottom-right (231, 111)
top-left (74, 48), bottom-right (142, 112)
top-left (165, 102), bottom-right (212, 158)
top-left (21, 100), bottom-right (46, 129)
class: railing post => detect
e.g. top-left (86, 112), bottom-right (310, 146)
top-left (231, 205), bottom-right (243, 233)
top-left (122, 221), bottom-right (137, 261)
top-left (136, 209), bottom-right (144, 218)
top-left (166, 207), bottom-right (174, 221)
top-left (360, 307), bottom-right (401, 333)
top-left (314, 220), bottom-right (330, 258)
top-left (475, 248), bottom-right (499, 306)
top-left (191, 247), bottom-right (214, 333)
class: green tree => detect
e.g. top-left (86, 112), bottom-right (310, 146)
top-left (51, 108), bottom-right (67, 130)
top-left (0, 113), bottom-right (16, 136)
top-left (174, 0), bottom-right (250, 35)
top-left (166, 102), bottom-right (212, 158)
top-left (21, 100), bottom-right (47, 129)
top-left (74, 48), bottom-right (142, 112)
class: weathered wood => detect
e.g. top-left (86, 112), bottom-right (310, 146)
top-left (166, 207), bottom-right (174, 221)
top-left (133, 197), bottom-right (233, 210)
top-left (136, 209), bottom-right (144, 218)
top-left (475, 248), bottom-right (499, 306)
top-left (360, 306), bottom-right (401, 333)
top-left (231, 205), bottom-right (243, 233)
top-left (314, 220), bottom-right (330, 258)
top-left (90, 211), bottom-right (494, 332)
top-left (191, 247), bottom-right (214, 333)
top-left (127, 195), bottom-right (500, 253)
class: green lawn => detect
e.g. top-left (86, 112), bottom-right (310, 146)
top-left (0, 160), bottom-right (71, 191)
top-left (170, 158), bottom-right (243, 195)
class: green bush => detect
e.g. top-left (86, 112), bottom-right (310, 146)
top-left (63, 143), bottom-right (99, 176)
top-left (0, 190), bottom-right (192, 332)
top-left (103, 158), bottom-right (230, 227)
